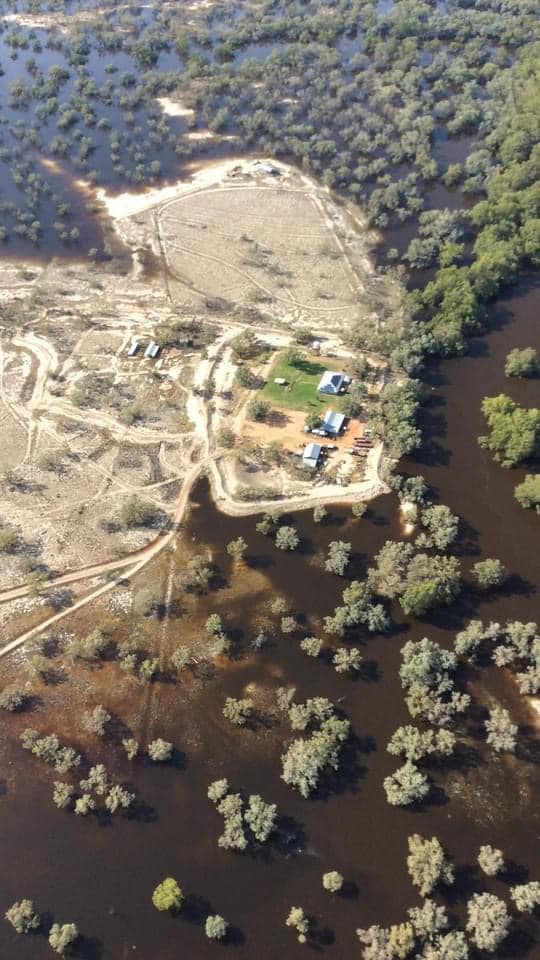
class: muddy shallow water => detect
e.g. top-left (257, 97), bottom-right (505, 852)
top-left (0, 281), bottom-right (538, 958)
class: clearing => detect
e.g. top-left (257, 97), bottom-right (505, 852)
top-left (261, 352), bottom-right (348, 414)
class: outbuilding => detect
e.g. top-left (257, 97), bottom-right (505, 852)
top-left (302, 442), bottom-right (322, 470)
top-left (127, 338), bottom-right (140, 358)
top-left (144, 341), bottom-right (160, 359)
top-left (322, 409), bottom-right (345, 436)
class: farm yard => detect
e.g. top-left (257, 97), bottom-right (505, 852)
top-left (261, 353), bottom-right (348, 414)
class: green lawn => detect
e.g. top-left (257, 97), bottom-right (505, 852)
top-left (261, 353), bottom-right (346, 414)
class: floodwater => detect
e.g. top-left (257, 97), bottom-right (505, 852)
top-left (0, 282), bottom-right (538, 958)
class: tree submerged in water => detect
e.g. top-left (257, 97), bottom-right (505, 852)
top-left (152, 878), bottom-right (183, 913)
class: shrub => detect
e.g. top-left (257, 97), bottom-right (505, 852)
top-left (0, 527), bottom-right (18, 551)
top-left (120, 496), bottom-right (160, 529)
top-left (0, 687), bottom-right (27, 711)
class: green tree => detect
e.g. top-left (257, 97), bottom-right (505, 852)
top-left (505, 347), bottom-right (538, 378)
top-left (510, 882), bottom-right (540, 913)
top-left (466, 893), bottom-right (509, 952)
top-left (275, 525), bottom-right (299, 551)
top-left (472, 558), bottom-right (507, 589)
top-left (244, 794), bottom-right (277, 842)
top-left (81, 704), bottom-right (110, 736)
top-left (0, 687), bottom-right (27, 711)
top-left (325, 540), bottom-right (352, 576)
top-left (322, 870), bottom-right (344, 893)
top-left (120, 496), bottom-right (160, 529)
top-left (148, 738), bottom-right (173, 761)
top-left (223, 697), bottom-right (253, 726)
top-left (388, 922), bottom-right (415, 960)
top-left (286, 906), bottom-right (309, 944)
top-left (407, 834), bottom-right (454, 897)
top-left (300, 636), bottom-right (322, 657)
top-left (246, 397), bottom-right (271, 422)
top-left (333, 647), bottom-right (362, 673)
top-left (514, 474), bottom-right (540, 512)
top-left (478, 845), bottom-right (505, 877)
top-left (383, 762), bottom-right (429, 806)
top-left (227, 537), bottom-right (247, 561)
top-left (205, 915), bottom-right (228, 940)
top-left (485, 706), bottom-right (517, 752)
top-left (49, 922), bottom-right (78, 955)
top-left (418, 504), bottom-right (459, 550)
top-left (479, 395), bottom-right (540, 467)
top-left (5, 900), bottom-right (40, 933)
top-left (305, 412), bottom-right (321, 431)
top-left (152, 878), bottom-right (183, 913)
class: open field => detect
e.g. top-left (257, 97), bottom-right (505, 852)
top-left (261, 353), bottom-right (347, 413)
top-left (116, 159), bottom-right (401, 335)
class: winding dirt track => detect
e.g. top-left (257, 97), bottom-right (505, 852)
top-left (0, 458), bottom-right (205, 659)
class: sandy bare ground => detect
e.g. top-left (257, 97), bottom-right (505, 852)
top-left (0, 156), bottom-right (397, 650)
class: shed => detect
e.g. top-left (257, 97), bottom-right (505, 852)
top-left (254, 161), bottom-right (279, 175)
top-left (303, 442), bottom-right (322, 470)
top-left (274, 377), bottom-right (287, 386)
top-left (127, 338), bottom-right (140, 358)
top-left (322, 409), bottom-right (345, 436)
top-left (317, 370), bottom-right (347, 395)
top-left (145, 341), bottom-right (160, 359)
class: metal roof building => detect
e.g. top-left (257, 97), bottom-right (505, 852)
top-left (322, 409), bottom-right (345, 435)
top-left (144, 341), bottom-right (160, 359)
top-left (317, 370), bottom-right (347, 395)
top-left (127, 338), bottom-right (140, 358)
top-left (303, 442), bottom-right (322, 469)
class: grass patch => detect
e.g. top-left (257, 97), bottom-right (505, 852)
top-left (261, 353), bottom-right (347, 413)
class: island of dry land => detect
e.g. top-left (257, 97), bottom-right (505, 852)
top-left (0, 157), bottom-right (405, 650)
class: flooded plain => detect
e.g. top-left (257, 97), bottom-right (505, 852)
top-left (0, 279), bottom-right (538, 959)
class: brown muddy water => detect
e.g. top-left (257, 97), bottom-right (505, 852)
top-left (0, 282), bottom-right (538, 960)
